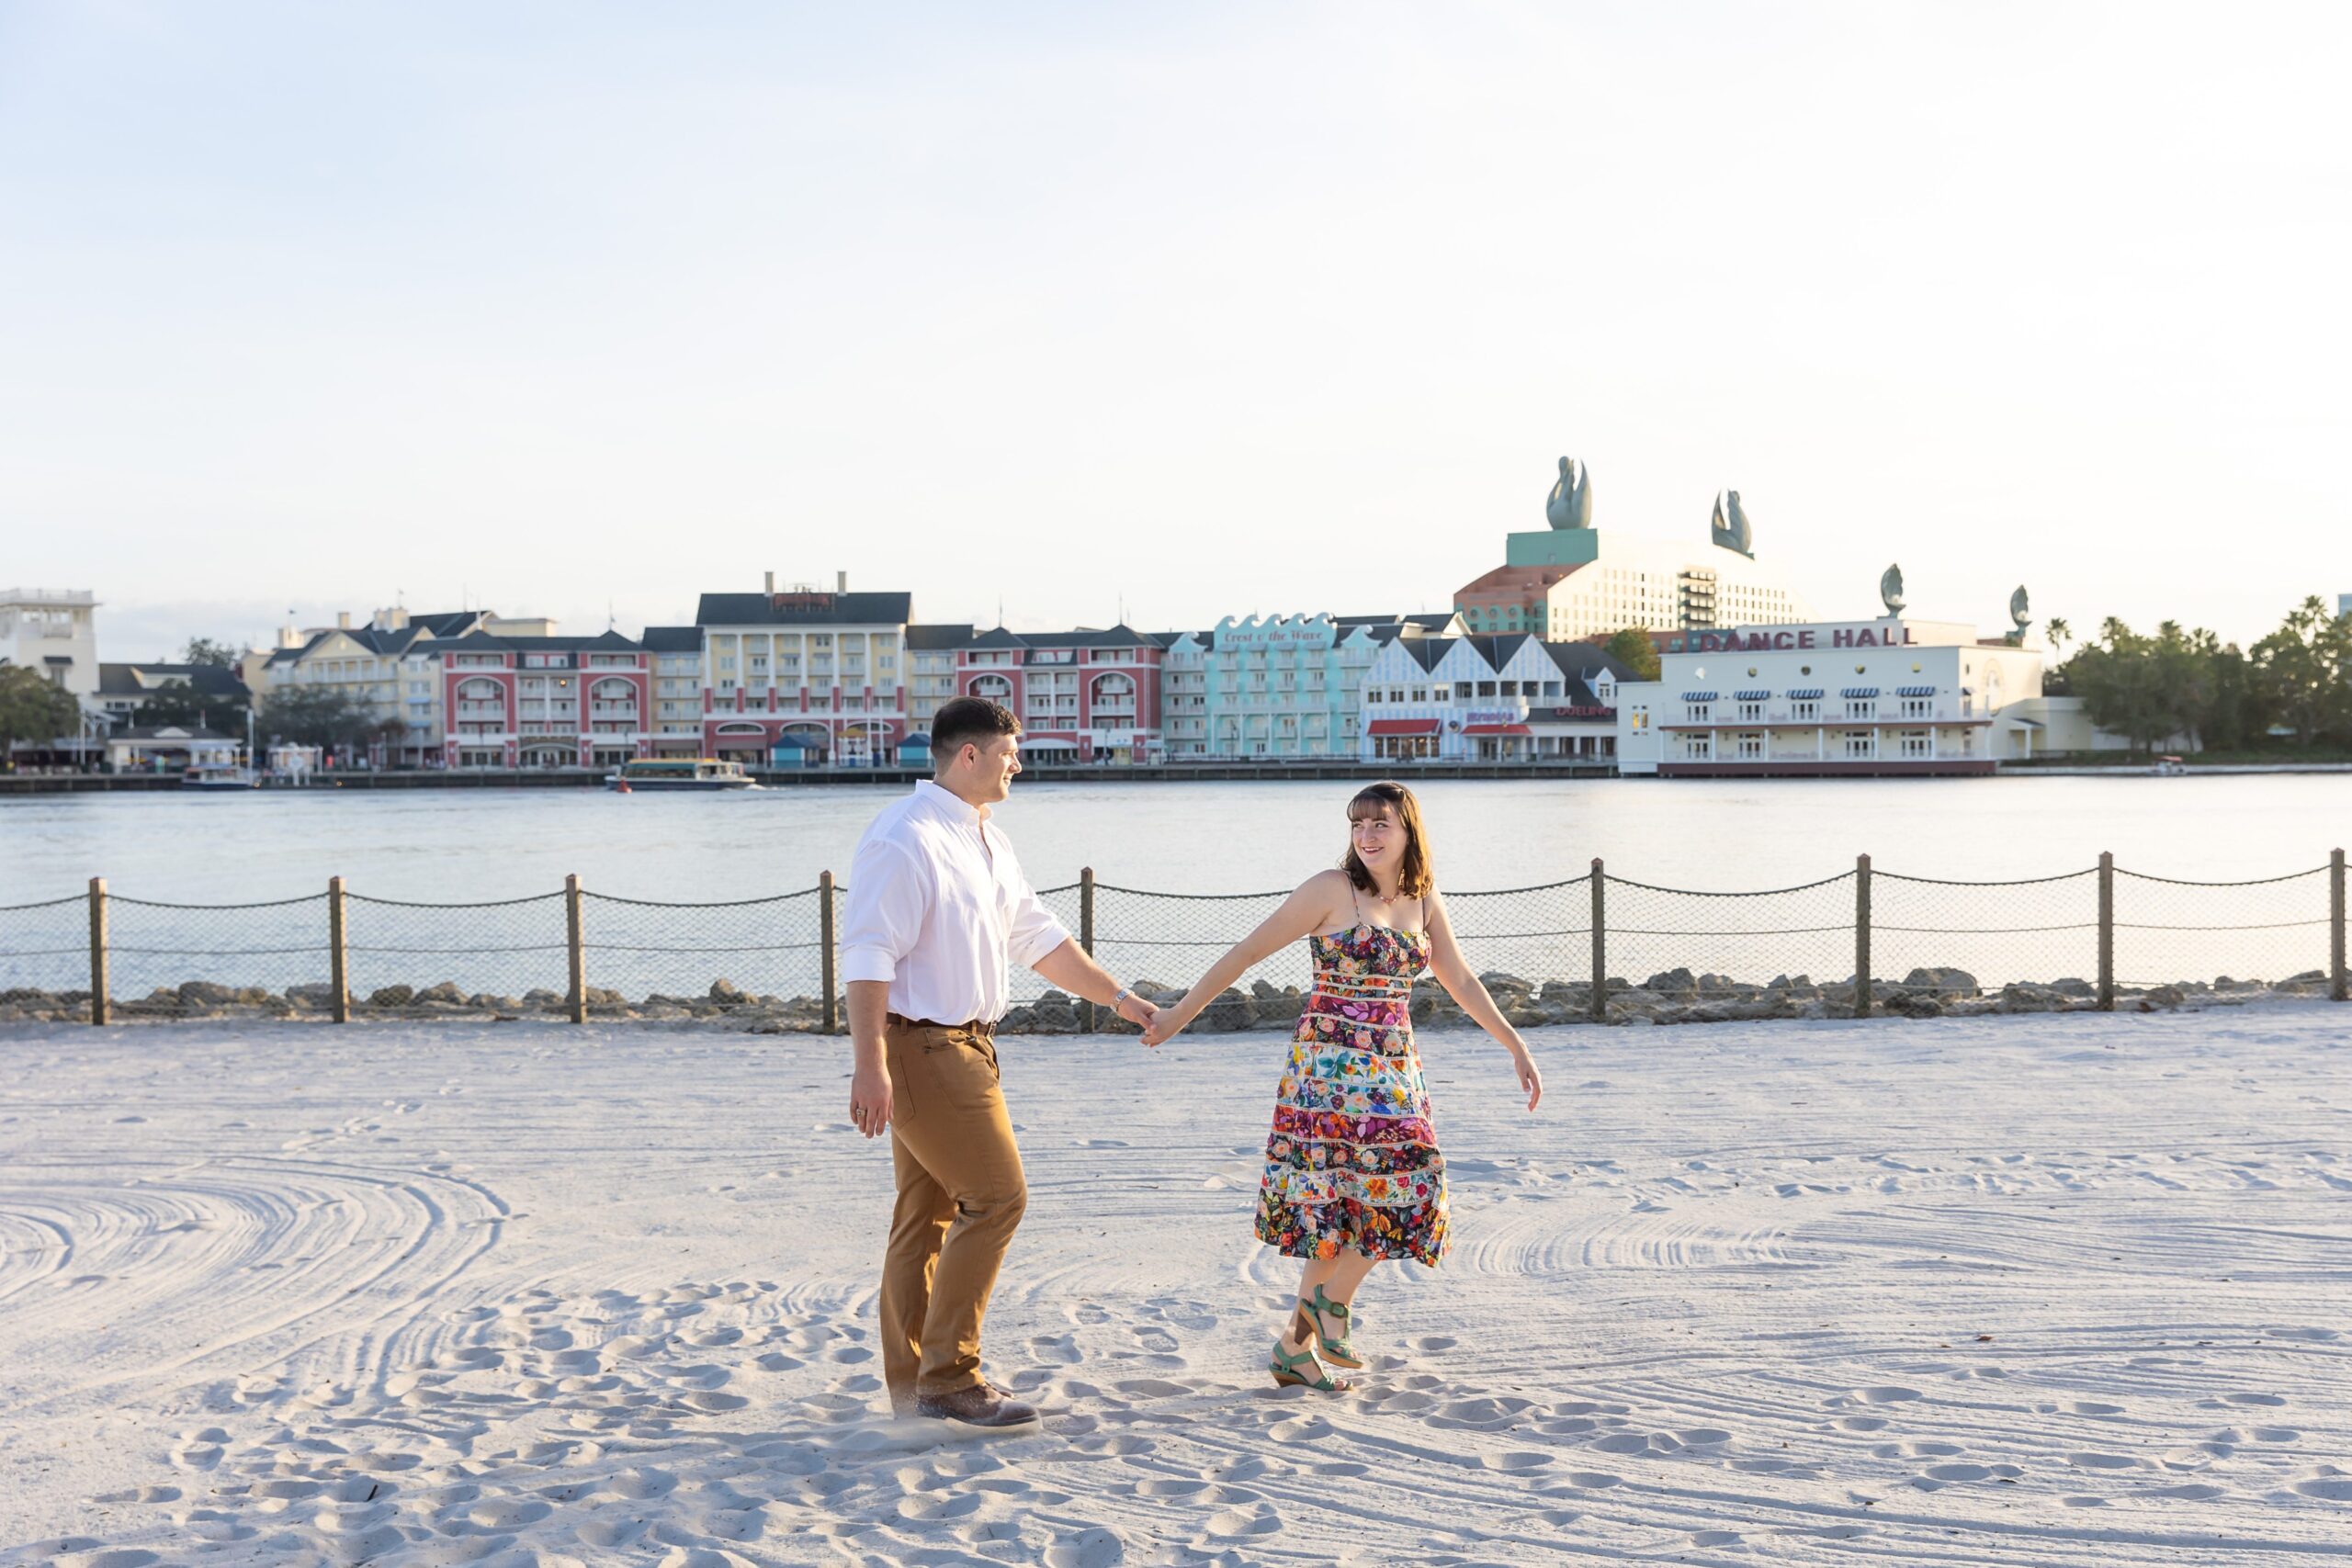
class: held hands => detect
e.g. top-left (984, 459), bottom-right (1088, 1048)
top-left (1142, 998), bottom-right (1189, 1049)
top-left (1114, 989), bottom-right (1161, 1044)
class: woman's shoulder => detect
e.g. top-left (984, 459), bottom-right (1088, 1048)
top-left (1299, 867), bottom-right (1355, 897)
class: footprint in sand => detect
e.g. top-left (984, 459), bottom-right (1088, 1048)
top-left (1046, 1528), bottom-right (1125, 1568)
top-left (2295, 1475), bottom-right (2352, 1501)
top-left (1205, 1505), bottom-right (1281, 1539)
top-left (2224, 1392), bottom-right (2286, 1406)
top-left (2066, 1451), bottom-right (2138, 1470)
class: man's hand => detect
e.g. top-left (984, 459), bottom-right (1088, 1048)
top-left (850, 1058), bottom-right (893, 1137)
top-left (1114, 990), bottom-right (1160, 1045)
top-left (1142, 1006), bottom-right (1184, 1048)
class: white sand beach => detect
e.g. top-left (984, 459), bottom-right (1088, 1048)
top-left (3, 1007), bottom-right (2349, 1566)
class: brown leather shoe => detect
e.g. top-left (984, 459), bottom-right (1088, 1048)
top-left (914, 1382), bottom-right (1039, 1427)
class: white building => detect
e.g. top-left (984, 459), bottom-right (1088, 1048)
top-left (1453, 467), bottom-right (1813, 641)
top-left (1360, 635), bottom-right (1628, 762)
top-left (1616, 615), bottom-right (2043, 776)
top-left (1, 588), bottom-right (106, 763)
top-left (254, 607), bottom-right (556, 766)
top-left (1158, 612), bottom-right (1460, 760)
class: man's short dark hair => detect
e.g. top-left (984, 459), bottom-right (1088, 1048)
top-left (930, 696), bottom-right (1021, 767)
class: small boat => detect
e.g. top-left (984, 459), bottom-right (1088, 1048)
top-left (605, 758), bottom-right (757, 791)
top-left (2152, 754), bottom-right (2188, 776)
top-left (182, 763), bottom-right (259, 790)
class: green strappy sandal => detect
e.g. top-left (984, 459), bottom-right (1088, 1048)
top-left (1294, 1284), bottom-right (1363, 1370)
top-left (1269, 1338), bottom-right (1351, 1392)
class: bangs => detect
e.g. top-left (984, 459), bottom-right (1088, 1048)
top-left (1347, 789), bottom-right (1401, 821)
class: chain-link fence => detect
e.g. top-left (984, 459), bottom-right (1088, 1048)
top-left (3, 852), bottom-right (2346, 1026)
top-left (0, 894), bottom-right (87, 998)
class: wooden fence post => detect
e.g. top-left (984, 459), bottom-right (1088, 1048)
top-left (328, 875), bottom-right (350, 1024)
top-left (1080, 866), bottom-right (1098, 1032)
top-left (1589, 859), bottom-right (1607, 1023)
top-left (565, 874), bottom-right (586, 1024)
top-left (820, 870), bottom-right (838, 1034)
top-left (2332, 847), bottom-right (2346, 1003)
top-left (1853, 854), bottom-right (1871, 1019)
top-left (2097, 852), bottom-right (2115, 1011)
top-left (87, 876), bottom-right (107, 1027)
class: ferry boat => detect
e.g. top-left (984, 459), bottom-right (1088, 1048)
top-left (182, 763), bottom-right (260, 791)
top-left (605, 758), bottom-right (757, 791)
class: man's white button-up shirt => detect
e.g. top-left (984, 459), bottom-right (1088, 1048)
top-left (840, 780), bottom-right (1073, 1025)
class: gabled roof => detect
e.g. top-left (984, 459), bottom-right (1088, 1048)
top-left (967, 626), bottom-right (1028, 649)
top-left (905, 623), bottom-right (975, 650)
top-left (1538, 640), bottom-right (1630, 680)
top-left (695, 591), bottom-right (913, 626)
top-left (98, 662), bottom-right (244, 697)
top-left (1400, 638), bottom-right (1453, 673)
top-left (439, 630), bottom-right (643, 653)
top-left (1010, 624), bottom-right (1158, 650)
top-left (639, 626), bottom-right (704, 652)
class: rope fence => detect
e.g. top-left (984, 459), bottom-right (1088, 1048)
top-left (3, 851), bottom-right (2345, 1029)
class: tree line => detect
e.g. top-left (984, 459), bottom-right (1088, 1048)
top-left (2047, 595), bottom-right (2352, 756)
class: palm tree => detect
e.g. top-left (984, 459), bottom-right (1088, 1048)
top-left (2044, 616), bottom-right (2072, 657)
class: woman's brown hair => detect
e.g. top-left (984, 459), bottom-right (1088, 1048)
top-left (1340, 781), bottom-right (1435, 899)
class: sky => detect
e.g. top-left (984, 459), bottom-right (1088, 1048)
top-left (4, 1), bottom-right (2347, 660)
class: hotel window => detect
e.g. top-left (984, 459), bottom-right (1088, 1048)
top-left (1846, 699), bottom-right (1875, 720)
top-left (1845, 732), bottom-right (1874, 759)
top-left (1901, 696), bottom-right (1932, 719)
top-left (1736, 733), bottom-right (1766, 760)
top-left (1792, 699), bottom-right (1818, 721)
top-left (1737, 701), bottom-right (1765, 723)
top-left (1455, 682), bottom-right (1474, 698)
top-left (1630, 705), bottom-right (1648, 732)
top-left (1901, 732), bottom-right (1933, 759)
top-left (1366, 690), bottom-right (1382, 705)
top-left (1686, 702), bottom-right (1712, 723)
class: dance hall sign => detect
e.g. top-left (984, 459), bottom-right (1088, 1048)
top-left (1682, 620), bottom-right (1920, 653)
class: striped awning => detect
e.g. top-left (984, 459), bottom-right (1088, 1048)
top-left (1895, 685), bottom-right (1937, 697)
top-left (1734, 689), bottom-right (1771, 701)
top-left (1841, 686), bottom-right (1880, 699)
top-left (1680, 691), bottom-right (1719, 702)
top-left (1786, 687), bottom-right (1825, 700)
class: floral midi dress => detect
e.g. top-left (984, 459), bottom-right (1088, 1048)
top-left (1254, 917), bottom-right (1450, 1267)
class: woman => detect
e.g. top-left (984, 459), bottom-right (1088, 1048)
top-left (1142, 781), bottom-right (1542, 1391)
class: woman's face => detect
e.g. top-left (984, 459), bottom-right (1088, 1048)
top-left (1351, 803), bottom-right (1404, 874)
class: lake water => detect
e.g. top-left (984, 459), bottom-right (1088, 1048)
top-left (4, 776), bottom-right (2346, 1005)
top-left (4, 774), bottom-right (2345, 902)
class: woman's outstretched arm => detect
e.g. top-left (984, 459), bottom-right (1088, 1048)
top-left (1424, 891), bottom-right (1543, 1110)
top-left (1143, 871), bottom-right (1350, 1045)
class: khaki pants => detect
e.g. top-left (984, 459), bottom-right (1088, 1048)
top-left (879, 1019), bottom-right (1026, 1408)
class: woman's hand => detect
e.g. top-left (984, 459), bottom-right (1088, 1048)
top-left (1510, 1041), bottom-right (1543, 1111)
top-left (1142, 1000), bottom-right (1189, 1048)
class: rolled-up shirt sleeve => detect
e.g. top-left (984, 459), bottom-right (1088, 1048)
top-left (1008, 872), bottom-right (1073, 971)
top-left (841, 835), bottom-right (927, 985)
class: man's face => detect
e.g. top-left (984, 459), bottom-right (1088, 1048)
top-left (972, 733), bottom-right (1022, 802)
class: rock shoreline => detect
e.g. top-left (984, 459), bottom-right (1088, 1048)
top-left (0, 967), bottom-right (2337, 1029)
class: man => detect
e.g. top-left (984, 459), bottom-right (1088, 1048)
top-left (842, 696), bottom-right (1158, 1426)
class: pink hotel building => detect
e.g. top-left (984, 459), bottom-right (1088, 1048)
top-left (635, 580), bottom-right (1167, 766)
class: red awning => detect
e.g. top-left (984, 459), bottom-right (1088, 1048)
top-left (1366, 718), bottom-right (1441, 737)
top-left (1461, 723), bottom-right (1532, 736)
